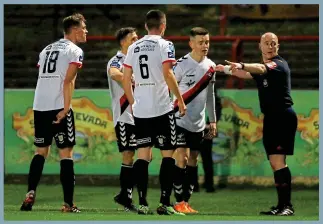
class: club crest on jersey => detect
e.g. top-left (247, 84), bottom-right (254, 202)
top-left (265, 61), bottom-right (277, 70)
top-left (134, 46), bottom-right (140, 53)
top-left (263, 79), bottom-right (268, 87)
top-left (157, 135), bottom-right (166, 146)
top-left (186, 80), bottom-right (195, 87)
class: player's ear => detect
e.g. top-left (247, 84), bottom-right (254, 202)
top-left (144, 23), bottom-right (148, 32)
top-left (189, 39), bottom-right (194, 50)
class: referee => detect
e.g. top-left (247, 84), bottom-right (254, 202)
top-left (215, 32), bottom-right (297, 216)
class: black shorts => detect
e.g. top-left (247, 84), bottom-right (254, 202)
top-left (34, 108), bottom-right (76, 149)
top-left (115, 122), bottom-right (137, 152)
top-left (134, 111), bottom-right (177, 150)
top-left (176, 126), bottom-right (204, 151)
top-left (263, 107), bottom-right (298, 158)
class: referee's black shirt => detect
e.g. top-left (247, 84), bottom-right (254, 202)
top-left (251, 55), bottom-right (293, 114)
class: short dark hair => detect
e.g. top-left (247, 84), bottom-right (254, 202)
top-left (115, 27), bottom-right (137, 46)
top-left (145, 10), bottom-right (166, 30)
top-left (190, 27), bottom-right (209, 37)
top-left (63, 13), bottom-right (86, 34)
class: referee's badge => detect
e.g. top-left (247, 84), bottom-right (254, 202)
top-left (263, 79), bottom-right (268, 87)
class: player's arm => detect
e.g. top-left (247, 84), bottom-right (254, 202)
top-left (109, 68), bottom-right (124, 83)
top-left (108, 58), bottom-right (124, 84)
top-left (122, 66), bottom-right (134, 105)
top-left (163, 62), bottom-right (186, 115)
top-left (63, 64), bottom-right (79, 112)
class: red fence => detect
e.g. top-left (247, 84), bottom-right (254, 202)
top-left (87, 35), bottom-right (319, 88)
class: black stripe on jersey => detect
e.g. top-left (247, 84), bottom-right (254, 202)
top-left (176, 56), bottom-right (188, 63)
top-left (173, 66), bottom-right (215, 113)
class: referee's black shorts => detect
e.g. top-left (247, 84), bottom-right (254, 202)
top-left (262, 107), bottom-right (298, 158)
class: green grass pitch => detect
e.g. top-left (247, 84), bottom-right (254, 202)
top-left (4, 184), bottom-right (319, 221)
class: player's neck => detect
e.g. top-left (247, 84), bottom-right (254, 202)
top-left (64, 35), bottom-right (77, 44)
top-left (147, 30), bottom-right (161, 36)
top-left (121, 48), bottom-right (127, 55)
top-left (190, 52), bottom-right (205, 63)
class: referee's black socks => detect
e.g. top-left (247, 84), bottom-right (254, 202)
top-left (27, 154), bottom-right (45, 192)
top-left (274, 166), bottom-right (292, 207)
top-left (159, 157), bottom-right (175, 206)
top-left (60, 158), bottom-right (75, 207)
top-left (133, 159), bottom-right (149, 206)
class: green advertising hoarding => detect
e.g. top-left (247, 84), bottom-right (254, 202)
top-left (5, 89), bottom-right (319, 177)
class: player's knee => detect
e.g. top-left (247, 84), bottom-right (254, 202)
top-left (188, 151), bottom-right (199, 165)
top-left (122, 151), bottom-right (135, 165)
top-left (269, 155), bottom-right (286, 171)
top-left (36, 147), bottom-right (50, 158)
top-left (58, 147), bottom-right (73, 159)
top-left (176, 154), bottom-right (188, 168)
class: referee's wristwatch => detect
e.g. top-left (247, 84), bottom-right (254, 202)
top-left (239, 62), bottom-right (245, 69)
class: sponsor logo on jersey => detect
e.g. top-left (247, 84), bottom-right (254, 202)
top-left (134, 47), bottom-right (140, 53)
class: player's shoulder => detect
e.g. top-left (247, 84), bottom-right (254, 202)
top-left (205, 57), bottom-right (216, 66)
top-left (176, 53), bottom-right (189, 64)
top-left (158, 37), bottom-right (174, 47)
top-left (108, 51), bottom-right (125, 66)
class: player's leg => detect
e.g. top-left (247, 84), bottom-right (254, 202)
top-left (182, 130), bottom-right (204, 213)
top-left (172, 147), bottom-right (191, 214)
top-left (155, 112), bottom-right (185, 216)
top-left (172, 126), bottom-right (191, 213)
top-left (260, 109), bottom-right (297, 216)
top-left (53, 109), bottom-right (80, 213)
top-left (133, 117), bottom-right (154, 215)
top-left (113, 122), bottom-right (137, 212)
top-left (20, 110), bottom-right (52, 211)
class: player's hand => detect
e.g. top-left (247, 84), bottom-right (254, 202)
top-left (178, 100), bottom-right (187, 117)
top-left (214, 64), bottom-right (225, 72)
top-left (225, 60), bottom-right (242, 73)
top-left (204, 122), bottom-right (217, 139)
top-left (53, 109), bottom-right (69, 124)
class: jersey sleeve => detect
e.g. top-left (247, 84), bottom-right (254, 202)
top-left (211, 61), bottom-right (216, 82)
top-left (108, 57), bottom-right (123, 70)
top-left (69, 47), bottom-right (84, 68)
top-left (161, 41), bottom-right (176, 64)
top-left (264, 59), bottom-right (286, 73)
top-left (123, 45), bottom-right (134, 68)
top-left (173, 63), bottom-right (183, 82)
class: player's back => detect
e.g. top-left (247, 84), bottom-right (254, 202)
top-left (124, 35), bottom-right (176, 118)
top-left (33, 39), bottom-right (83, 111)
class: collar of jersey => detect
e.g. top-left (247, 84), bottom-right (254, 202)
top-left (143, 35), bottom-right (162, 39)
top-left (59, 38), bottom-right (72, 43)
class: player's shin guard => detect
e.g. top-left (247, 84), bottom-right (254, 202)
top-left (133, 159), bottom-right (149, 206)
top-left (183, 165), bottom-right (198, 202)
top-left (274, 167), bottom-right (292, 207)
top-left (60, 158), bottom-right (75, 207)
top-left (159, 157), bottom-right (176, 206)
top-left (120, 164), bottom-right (134, 201)
top-left (27, 154), bottom-right (45, 192)
top-left (173, 165), bottom-right (185, 203)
